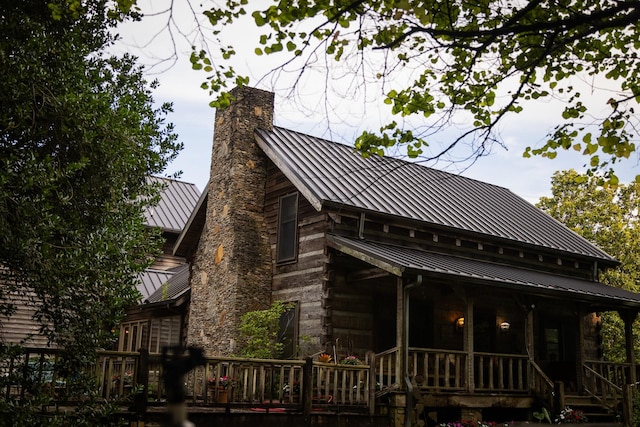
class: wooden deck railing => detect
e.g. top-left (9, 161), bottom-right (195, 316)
top-left (1, 347), bottom-right (373, 415)
top-left (6, 347), bottom-right (637, 421)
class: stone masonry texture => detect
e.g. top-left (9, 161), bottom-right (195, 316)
top-left (187, 86), bottom-right (275, 355)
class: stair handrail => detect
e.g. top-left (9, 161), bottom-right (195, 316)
top-left (582, 362), bottom-right (622, 414)
top-left (530, 360), bottom-right (555, 410)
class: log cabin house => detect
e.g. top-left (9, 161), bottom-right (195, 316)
top-left (159, 86), bottom-right (640, 425)
top-left (0, 177), bottom-right (200, 351)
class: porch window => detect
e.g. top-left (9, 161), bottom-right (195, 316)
top-left (278, 302), bottom-right (298, 359)
top-left (148, 316), bottom-right (181, 354)
top-left (544, 327), bottom-right (561, 361)
top-left (118, 321), bottom-right (148, 352)
top-left (277, 192), bottom-right (299, 263)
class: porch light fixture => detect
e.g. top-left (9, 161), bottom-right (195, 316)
top-left (455, 317), bottom-right (464, 330)
top-left (500, 321), bottom-right (510, 332)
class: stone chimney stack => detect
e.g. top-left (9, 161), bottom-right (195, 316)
top-left (187, 86), bottom-right (275, 355)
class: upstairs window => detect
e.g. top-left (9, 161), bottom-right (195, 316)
top-left (277, 192), bottom-right (298, 263)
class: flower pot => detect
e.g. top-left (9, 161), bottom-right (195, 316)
top-left (209, 385), bottom-right (228, 403)
top-left (216, 388), bottom-right (228, 403)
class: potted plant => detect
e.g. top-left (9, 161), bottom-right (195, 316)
top-left (208, 376), bottom-right (233, 403)
top-left (341, 355), bottom-right (362, 365)
top-left (318, 353), bottom-right (332, 363)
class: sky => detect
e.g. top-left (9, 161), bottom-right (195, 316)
top-left (113, 1), bottom-right (640, 204)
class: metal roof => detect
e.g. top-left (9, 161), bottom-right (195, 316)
top-left (145, 264), bottom-right (190, 304)
top-left (255, 127), bottom-right (614, 262)
top-left (327, 234), bottom-right (640, 308)
top-left (137, 268), bottom-right (175, 301)
top-left (144, 176), bottom-right (201, 233)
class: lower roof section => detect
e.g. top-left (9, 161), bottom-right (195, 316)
top-left (326, 234), bottom-right (640, 310)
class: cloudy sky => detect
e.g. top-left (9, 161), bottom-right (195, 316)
top-left (113, 1), bottom-right (640, 204)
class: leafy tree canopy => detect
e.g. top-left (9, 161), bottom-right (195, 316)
top-left (190, 0), bottom-right (639, 183)
top-left (0, 0), bottom-right (181, 360)
top-left (537, 169), bottom-right (640, 360)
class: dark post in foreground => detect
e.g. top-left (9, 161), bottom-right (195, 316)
top-left (161, 346), bottom-right (206, 427)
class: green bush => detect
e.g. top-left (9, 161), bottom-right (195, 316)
top-left (237, 300), bottom-right (293, 359)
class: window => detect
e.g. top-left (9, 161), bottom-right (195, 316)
top-left (278, 302), bottom-right (298, 359)
top-left (277, 192), bottom-right (299, 263)
top-left (119, 316), bottom-right (181, 353)
top-left (118, 321), bottom-right (148, 352)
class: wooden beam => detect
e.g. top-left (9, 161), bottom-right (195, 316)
top-left (622, 310), bottom-right (638, 384)
top-left (347, 268), bottom-right (391, 283)
top-left (465, 297), bottom-right (474, 393)
top-left (576, 306), bottom-right (586, 392)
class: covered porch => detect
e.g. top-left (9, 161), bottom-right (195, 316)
top-left (327, 234), bottom-right (640, 424)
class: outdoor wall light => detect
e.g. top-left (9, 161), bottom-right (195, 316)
top-left (499, 321), bottom-right (511, 332)
top-left (455, 317), bottom-right (465, 330)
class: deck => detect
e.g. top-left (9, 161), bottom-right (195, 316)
top-left (1, 347), bottom-right (636, 425)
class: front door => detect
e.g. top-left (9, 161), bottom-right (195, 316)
top-left (539, 313), bottom-right (578, 391)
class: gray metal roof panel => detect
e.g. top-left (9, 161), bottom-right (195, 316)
top-left (144, 177), bottom-right (201, 232)
top-left (255, 127), bottom-right (614, 261)
top-left (137, 269), bottom-right (175, 301)
top-left (146, 264), bottom-right (190, 304)
top-left (327, 235), bottom-right (640, 307)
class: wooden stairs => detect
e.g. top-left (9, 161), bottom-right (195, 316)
top-left (564, 394), bottom-right (622, 425)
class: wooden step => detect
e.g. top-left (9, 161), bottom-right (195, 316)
top-left (563, 394), bottom-right (620, 424)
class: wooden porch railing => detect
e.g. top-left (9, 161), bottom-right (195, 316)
top-left (408, 348), bottom-right (466, 391)
top-left (582, 363), bottom-right (622, 412)
top-left (584, 360), bottom-right (633, 390)
top-left (474, 352), bottom-right (529, 392)
top-left (374, 347), bottom-right (400, 395)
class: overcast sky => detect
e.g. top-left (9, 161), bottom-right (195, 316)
top-left (114, 1), bottom-right (640, 204)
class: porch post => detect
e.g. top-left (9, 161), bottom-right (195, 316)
top-left (465, 297), bottom-right (474, 393)
top-left (526, 308), bottom-right (535, 389)
top-left (396, 277), bottom-right (404, 388)
top-left (576, 306), bottom-right (586, 392)
top-left (622, 310), bottom-right (638, 385)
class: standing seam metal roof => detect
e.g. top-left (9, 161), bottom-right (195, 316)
top-left (255, 126), bottom-right (614, 261)
top-left (144, 176), bottom-right (201, 232)
top-left (327, 234), bottom-right (640, 307)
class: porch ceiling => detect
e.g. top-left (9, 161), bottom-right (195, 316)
top-left (326, 234), bottom-right (640, 310)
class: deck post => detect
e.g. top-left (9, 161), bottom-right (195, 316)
top-left (132, 348), bottom-right (149, 426)
top-left (368, 351), bottom-right (376, 416)
top-left (553, 381), bottom-right (565, 415)
top-left (622, 383), bottom-right (633, 427)
top-left (303, 357), bottom-right (313, 420)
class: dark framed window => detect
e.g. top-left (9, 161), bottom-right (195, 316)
top-left (278, 302), bottom-right (299, 359)
top-left (276, 192), bottom-right (299, 263)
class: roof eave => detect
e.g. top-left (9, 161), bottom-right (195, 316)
top-left (255, 131), bottom-right (324, 212)
top-left (321, 201), bottom-right (618, 266)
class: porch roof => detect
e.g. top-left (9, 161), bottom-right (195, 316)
top-left (326, 234), bottom-right (640, 310)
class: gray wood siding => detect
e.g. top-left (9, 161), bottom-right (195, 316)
top-left (0, 290), bottom-right (51, 348)
top-left (265, 163), bottom-right (330, 355)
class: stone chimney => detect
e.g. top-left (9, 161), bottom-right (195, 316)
top-left (187, 86), bottom-right (274, 355)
